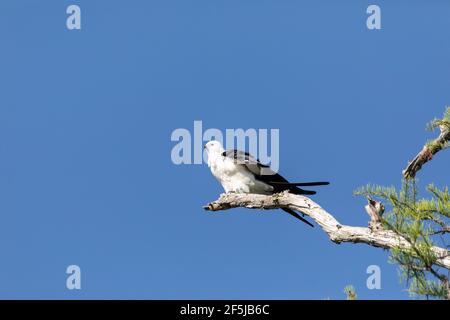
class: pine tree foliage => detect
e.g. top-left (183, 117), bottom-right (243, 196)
top-left (343, 285), bottom-right (357, 300)
top-left (355, 181), bottom-right (449, 299)
top-left (426, 107), bottom-right (450, 152)
top-left (355, 108), bottom-right (450, 300)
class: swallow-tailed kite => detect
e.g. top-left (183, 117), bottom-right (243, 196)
top-left (204, 140), bottom-right (329, 227)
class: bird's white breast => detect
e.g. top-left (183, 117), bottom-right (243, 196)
top-left (209, 156), bottom-right (273, 194)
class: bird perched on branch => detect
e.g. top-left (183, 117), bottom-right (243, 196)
top-left (204, 140), bottom-right (329, 227)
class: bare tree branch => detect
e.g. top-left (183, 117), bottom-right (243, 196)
top-left (203, 191), bottom-right (450, 270)
top-left (403, 124), bottom-right (450, 179)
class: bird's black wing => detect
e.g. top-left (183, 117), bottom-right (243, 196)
top-left (222, 149), bottom-right (328, 195)
top-left (222, 149), bottom-right (327, 226)
top-left (222, 149), bottom-right (274, 176)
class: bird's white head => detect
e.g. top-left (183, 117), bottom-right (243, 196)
top-left (204, 140), bottom-right (224, 167)
top-left (204, 140), bottom-right (224, 154)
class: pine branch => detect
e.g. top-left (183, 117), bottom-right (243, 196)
top-left (403, 107), bottom-right (450, 179)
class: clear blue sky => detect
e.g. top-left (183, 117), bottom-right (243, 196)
top-left (0, 0), bottom-right (449, 299)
